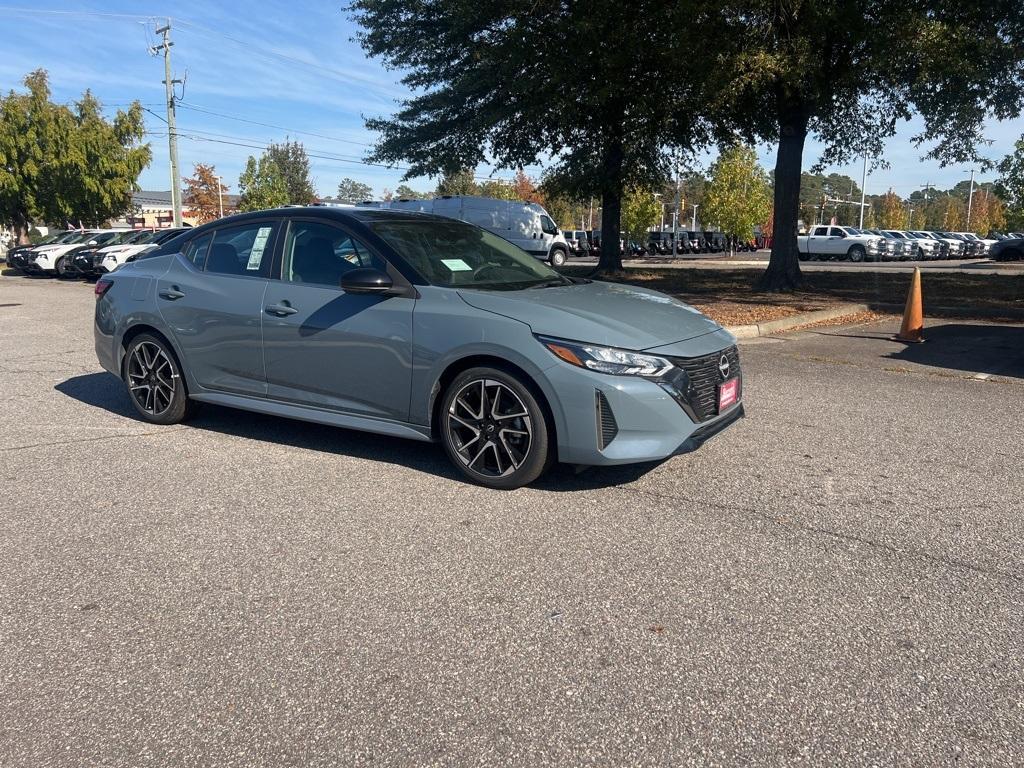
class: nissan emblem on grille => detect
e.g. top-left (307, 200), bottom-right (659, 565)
top-left (718, 355), bottom-right (730, 380)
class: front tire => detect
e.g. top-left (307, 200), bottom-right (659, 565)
top-left (440, 367), bottom-right (553, 489)
top-left (549, 248), bottom-right (567, 268)
top-left (848, 245), bottom-right (865, 262)
top-left (123, 333), bottom-right (197, 425)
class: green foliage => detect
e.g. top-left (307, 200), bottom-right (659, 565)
top-left (478, 179), bottom-right (517, 200)
top-left (710, 0), bottom-right (1024, 288)
top-left (0, 70), bottom-right (150, 240)
top-left (621, 187), bottom-right (661, 243)
top-left (435, 170), bottom-right (478, 197)
top-left (265, 140), bottom-right (317, 204)
top-left (336, 177), bottom-right (374, 203)
top-left (350, 0), bottom-right (721, 271)
top-left (996, 138), bottom-right (1024, 230)
top-left (394, 184), bottom-right (430, 200)
top-left (702, 146), bottom-right (771, 243)
top-left (238, 156), bottom-right (289, 211)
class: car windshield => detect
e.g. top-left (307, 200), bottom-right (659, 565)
top-left (128, 230), bottom-right (161, 244)
top-left (64, 232), bottom-right (97, 244)
top-left (369, 219), bottom-right (569, 290)
top-left (110, 231), bottom-right (145, 245)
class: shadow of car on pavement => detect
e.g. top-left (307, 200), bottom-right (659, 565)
top-left (55, 372), bottom-right (661, 491)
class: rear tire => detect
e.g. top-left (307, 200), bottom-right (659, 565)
top-left (439, 367), bottom-right (553, 489)
top-left (123, 333), bottom-right (198, 425)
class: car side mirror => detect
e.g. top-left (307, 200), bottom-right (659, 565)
top-left (341, 267), bottom-right (393, 294)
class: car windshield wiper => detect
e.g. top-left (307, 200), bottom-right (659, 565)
top-left (528, 278), bottom-right (572, 289)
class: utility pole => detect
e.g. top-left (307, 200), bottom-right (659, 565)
top-left (858, 154), bottom-right (868, 228)
top-left (966, 168), bottom-right (976, 229)
top-left (152, 21), bottom-right (182, 227)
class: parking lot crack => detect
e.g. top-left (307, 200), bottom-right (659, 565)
top-left (616, 485), bottom-right (1023, 585)
top-left (2, 427), bottom-right (186, 453)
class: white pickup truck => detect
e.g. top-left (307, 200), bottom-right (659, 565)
top-left (797, 225), bottom-right (884, 262)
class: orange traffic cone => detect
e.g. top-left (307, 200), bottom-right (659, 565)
top-left (894, 267), bottom-right (924, 343)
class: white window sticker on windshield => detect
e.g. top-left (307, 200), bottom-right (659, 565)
top-left (441, 258), bottom-right (472, 272)
top-left (247, 227), bottom-right (273, 270)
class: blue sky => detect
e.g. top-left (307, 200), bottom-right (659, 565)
top-left (2, 2), bottom-right (1022, 200)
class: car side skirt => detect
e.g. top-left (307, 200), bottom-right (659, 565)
top-left (189, 391), bottom-right (435, 442)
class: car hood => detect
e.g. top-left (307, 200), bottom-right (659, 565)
top-left (457, 279), bottom-right (722, 350)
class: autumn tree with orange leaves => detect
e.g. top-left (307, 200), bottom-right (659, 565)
top-left (183, 163), bottom-right (228, 224)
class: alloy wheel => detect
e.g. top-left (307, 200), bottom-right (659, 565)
top-left (127, 341), bottom-right (176, 416)
top-left (447, 379), bottom-right (533, 478)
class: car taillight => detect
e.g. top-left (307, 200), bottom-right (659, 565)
top-left (95, 279), bottom-right (113, 298)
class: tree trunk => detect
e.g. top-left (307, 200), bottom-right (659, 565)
top-left (755, 111), bottom-right (808, 291)
top-left (596, 134), bottom-right (624, 274)
top-left (13, 214), bottom-right (30, 246)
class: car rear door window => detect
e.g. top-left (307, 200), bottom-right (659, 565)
top-left (205, 222), bottom-right (279, 277)
top-left (281, 220), bottom-right (385, 288)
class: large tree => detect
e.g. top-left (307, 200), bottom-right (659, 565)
top-left (238, 156), bottom-right (288, 212)
top-left (265, 139), bottom-right (317, 204)
top-left (394, 183), bottom-right (430, 200)
top-left (701, 145), bottom-right (772, 251)
top-left (183, 163), bottom-right (228, 223)
top-left (0, 70), bottom-right (149, 241)
top-left (350, 0), bottom-right (717, 273)
top-left (996, 138), bottom-right (1024, 230)
top-left (336, 177), bottom-right (373, 203)
top-left (620, 187), bottom-right (661, 244)
top-left (713, 0), bottom-right (1024, 289)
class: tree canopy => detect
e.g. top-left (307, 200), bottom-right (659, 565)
top-left (350, 0), bottom-right (719, 272)
top-left (711, 0), bottom-right (1024, 288)
top-left (336, 177), bottom-right (373, 203)
top-left (996, 138), bottom-right (1024, 230)
top-left (183, 163), bottom-right (227, 224)
top-left (265, 139), bottom-right (317, 204)
top-left (238, 156), bottom-right (288, 212)
top-left (701, 146), bottom-right (772, 247)
top-left (0, 70), bottom-right (150, 241)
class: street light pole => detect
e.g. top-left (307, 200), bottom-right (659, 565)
top-left (858, 154), bottom-right (868, 229)
top-left (966, 168), bottom-right (976, 229)
top-left (691, 204), bottom-right (699, 230)
top-left (215, 175), bottom-right (224, 219)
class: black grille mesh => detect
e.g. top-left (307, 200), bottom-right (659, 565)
top-left (596, 390), bottom-right (618, 449)
top-left (668, 346), bottom-right (741, 422)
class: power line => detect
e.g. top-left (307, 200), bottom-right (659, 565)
top-left (176, 102), bottom-right (373, 148)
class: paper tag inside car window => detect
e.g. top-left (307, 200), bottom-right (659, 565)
top-left (247, 227), bottom-right (273, 270)
top-left (441, 258), bottom-right (471, 271)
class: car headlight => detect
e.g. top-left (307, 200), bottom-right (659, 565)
top-left (537, 335), bottom-right (673, 377)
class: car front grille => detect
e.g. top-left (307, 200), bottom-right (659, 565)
top-left (666, 345), bottom-right (742, 422)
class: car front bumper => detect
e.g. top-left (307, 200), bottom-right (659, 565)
top-left (542, 329), bottom-right (744, 466)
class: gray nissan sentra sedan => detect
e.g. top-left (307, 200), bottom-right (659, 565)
top-left (94, 207), bottom-right (743, 489)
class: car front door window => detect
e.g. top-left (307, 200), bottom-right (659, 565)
top-left (282, 220), bottom-right (385, 288)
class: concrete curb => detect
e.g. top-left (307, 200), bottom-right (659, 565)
top-left (725, 303), bottom-right (870, 338)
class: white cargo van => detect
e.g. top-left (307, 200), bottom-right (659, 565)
top-left (362, 196), bottom-right (570, 267)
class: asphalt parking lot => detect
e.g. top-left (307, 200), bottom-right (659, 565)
top-left (1, 275), bottom-right (1022, 766)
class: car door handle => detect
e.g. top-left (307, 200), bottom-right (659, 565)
top-left (265, 303), bottom-right (297, 316)
top-left (159, 288), bottom-right (185, 300)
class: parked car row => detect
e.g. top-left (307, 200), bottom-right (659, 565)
top-left (5, 228), bottom-right (189, 278)
top-left (797, 225), bottom-right (1004, 261)
top-left (561, 229), bottom-right (744, 257)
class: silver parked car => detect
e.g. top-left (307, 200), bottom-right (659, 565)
top-left (94, 208), bottom-right (743, 488)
